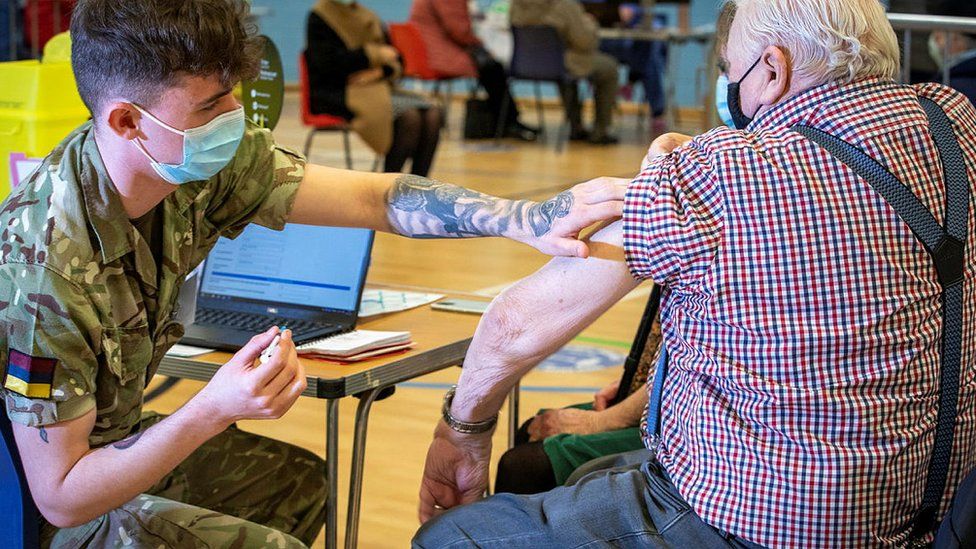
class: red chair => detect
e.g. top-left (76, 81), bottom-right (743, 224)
top-left (299, 51), bottom-right (353, 169)
top-left (387, 22), bottom-right (474, 130)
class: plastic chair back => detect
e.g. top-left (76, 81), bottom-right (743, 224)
top-left (0, 411), bottom-right (40, 549)
top-left (388, 22), bottom-right (437, 80)
top-left (509, 25), bottom-right (568, 83)
top-left (933, 467), bottom-right (976, 548)
top-left (298, 51), bottom-right (347, 128)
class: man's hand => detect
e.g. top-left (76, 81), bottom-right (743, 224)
top-left (193, 327), bottom-right (307, 427)
top-left (526, 407), bottom-right (617, 441)
top-left (418, 422), bottom-right (492, 524)
top-left (593, 379), bottom-right (621, 411)
top-left (641, 132), bottom-right (694, 172)
top-left (523, 177), bottom-right (629, 258)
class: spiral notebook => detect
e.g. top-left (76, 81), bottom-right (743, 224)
top-left (297, 330), bottom-right (413, 361)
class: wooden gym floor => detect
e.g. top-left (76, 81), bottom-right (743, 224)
top-left (147, 91), bottom-right (699, 548)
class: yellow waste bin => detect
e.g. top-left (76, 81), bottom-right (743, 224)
top-left (0, 34), bottom-right (89, 199)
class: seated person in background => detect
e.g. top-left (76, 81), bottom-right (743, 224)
top-left (510, 0), bottom-right (621, 145)
top-left (600, 3), bottom-right (668, 134)
top-left (928, 0), bottom-right (976, 105)
top-left (306, 0), bottom-right (442, 176)
top-left (409, 0), bottom-right (538, 141)
top-left (494, 303), bottom-right (658, 495)
top-left (414, 0), bottom-right (976, 546)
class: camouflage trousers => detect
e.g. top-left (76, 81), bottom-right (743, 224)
top-left (41, 413), bottom-right (328, 549)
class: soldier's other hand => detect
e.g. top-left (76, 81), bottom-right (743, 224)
top-left (196, 327), bottom-right (307, 426)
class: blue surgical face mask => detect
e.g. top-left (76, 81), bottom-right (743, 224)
top-left (132, 104), bottom-right (245, 185)
top-left (715, 74), bottom-right (736, 128)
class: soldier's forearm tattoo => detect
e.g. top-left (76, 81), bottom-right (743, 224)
top-left (38, 426), bottom-right (48, 443)
top-left (386, 175), bottom-right (574, 239)
top-left (112, 431), bottom-right (143, 450)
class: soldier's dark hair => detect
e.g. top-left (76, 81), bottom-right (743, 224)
top-left (70, 0), bottom-right (263, 116)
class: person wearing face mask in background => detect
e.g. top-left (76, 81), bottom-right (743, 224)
top-left (413, 0), bottom-right (976, 546)
top-left (927, 0), bottom-right (976, 106)
top-left (0, 1), bottom-right (628, 547)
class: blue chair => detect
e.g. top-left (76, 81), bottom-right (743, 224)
top-left (1, 411), bottom-right (40, 549)
top-left (495, 25), bottom-right (578, 151)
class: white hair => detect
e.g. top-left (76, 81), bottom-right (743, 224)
top-left (730, 0), bottom-right (900, 85)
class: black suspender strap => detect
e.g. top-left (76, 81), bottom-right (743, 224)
top-left (792, 96), bottom-right (971, 541)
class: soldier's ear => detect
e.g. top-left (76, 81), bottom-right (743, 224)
top-left (104, 102), bottom-right (141, 141)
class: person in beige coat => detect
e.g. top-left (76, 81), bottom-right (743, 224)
top-left (511, 0), bottom-right (620, 144)
top-left (306, 0), bottom-right (443, 175)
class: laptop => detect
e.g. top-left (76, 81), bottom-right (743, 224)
top-left (180, 223), bottom-right (374, 351)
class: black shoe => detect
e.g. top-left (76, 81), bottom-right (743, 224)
top-left (504, 124), bottom-right (538, 142)
top-left (588, 134), bottom-right (619, 145)
top-left (513, 121), bottom-right (540, 134)
top-left (569, 128), bottom-right (591, 141)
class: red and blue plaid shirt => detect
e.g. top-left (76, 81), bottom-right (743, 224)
top-left (624, 78), bottom-right (976, 548)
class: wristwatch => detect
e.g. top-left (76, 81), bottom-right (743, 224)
top-left (441, 385), bottom-right (497, 434)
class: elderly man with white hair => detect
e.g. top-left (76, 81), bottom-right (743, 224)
top-left (412, 0), bottom-right (976, 547)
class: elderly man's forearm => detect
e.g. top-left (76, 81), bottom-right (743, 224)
top-left (451, 293), bottom-right (566, 421)
top-left (385, 174), bottom-right (573, 240)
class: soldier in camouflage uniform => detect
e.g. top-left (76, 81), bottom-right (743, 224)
top-left (0, 1), bottom-right (625, 547)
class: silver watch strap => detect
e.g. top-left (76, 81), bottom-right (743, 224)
top-left (442, 385), bottom-right (497, 434)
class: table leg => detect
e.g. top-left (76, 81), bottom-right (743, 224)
top-left (326, 398), bottom-right (340, 549)
top-left (507, 382), bottom-right (520, 449)
top-left (344, 388), bottom-right (383, 549)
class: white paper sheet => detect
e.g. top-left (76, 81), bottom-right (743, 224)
top-left (358, 289), bottom-right (444, 318)
top-left (165, 344), bottom-right (215, 358)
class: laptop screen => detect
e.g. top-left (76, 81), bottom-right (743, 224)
top-left (199, 223), bottom-right (373, 313)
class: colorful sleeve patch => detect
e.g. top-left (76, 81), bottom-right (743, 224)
top-left (3, 349), bottom-right (56, 399)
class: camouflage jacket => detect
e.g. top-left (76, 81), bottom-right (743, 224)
top-left (0, 120), bottom-right (304, 447)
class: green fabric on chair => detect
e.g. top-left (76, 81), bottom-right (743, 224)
top-left (540, 402), bottom-right (645, 484)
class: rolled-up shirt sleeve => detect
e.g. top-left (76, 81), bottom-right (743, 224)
top-left (622, 139), bottom-right (725, 290)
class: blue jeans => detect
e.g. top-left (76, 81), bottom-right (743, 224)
top-left (413, 450), bottom-right (763, 548)
top-left (600, 36), bottom-right (667, 117)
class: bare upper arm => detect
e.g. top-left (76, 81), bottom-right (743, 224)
top-left (481, 220), bottom-right (641, 359)
top-left (11, 407), bottom-right (95, 506)
top-left (286, 163), bottom-right (393, 231)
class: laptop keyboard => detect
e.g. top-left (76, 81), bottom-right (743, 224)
top-left (195, 308), bottom-right (338, 338)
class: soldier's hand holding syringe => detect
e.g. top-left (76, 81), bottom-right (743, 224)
top-left (195, 326), bottom-right (307, 424)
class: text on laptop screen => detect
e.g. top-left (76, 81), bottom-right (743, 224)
top-left (200, 223), bottom-right (372, 312)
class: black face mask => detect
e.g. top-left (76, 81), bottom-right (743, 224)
top-left (727, 56), bottom-right (763, 130)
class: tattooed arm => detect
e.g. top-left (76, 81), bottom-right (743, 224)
top-left (385, 175), bottom-right (572, 238)
top-left (289, 164), bottom-right (629, 257)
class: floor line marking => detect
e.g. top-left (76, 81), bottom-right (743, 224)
top-left (398, 381), bottom-right (602, 393)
